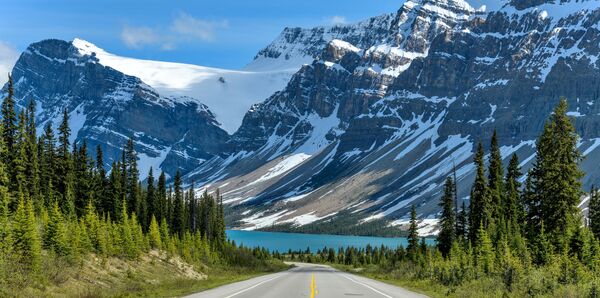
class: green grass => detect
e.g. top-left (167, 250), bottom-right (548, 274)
top-left (5, 252), bottom-right (290, 298)
top-left (331, 263), bottom-right (599, 298)
top-left (112, 266), bottom-right (284, 297)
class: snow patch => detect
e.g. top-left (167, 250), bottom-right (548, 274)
top-left (72, 38), bottom-right (299, 133)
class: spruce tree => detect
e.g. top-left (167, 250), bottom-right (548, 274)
top-left (589, 186), bottom-right (600, 239)
top-left (504, 153), bottom-right (522, 225)
top-left (159, 217), bottom-right (169, 249)
top-left (475, 224), bottom-right (494, 274)
top-left (1, 75), bottom-right (17, 179)
top-left (13, 111), bottom-right (28, 204)
top-left (0, 123), bottom-right (10, 256)
top-left (456, 201), bottom-right (468, 242)
top-left (214, 189), bottom-right (226, 248)
top-left (44, 201), bottom-right (71, 257)
top-left (438, 177), bottom-right (456, 258)
top-left (57, 109), bottom-right (75, 216)
top-left (148, 215), bottom-right (161, 249)
top-left (157, 171), bottom-right (167, 223)
top-left (73, 140), bottom-right (93, 216)
top-left (188, 182), bottom-right (196, 232)
top-left (124, 138), bottom-right (140, 219)
top-left (40, 124), bottom-right (56, 208)
top-left (94, 145), bottom-right (108, 214)
top-left (12, 198), bottom-right (41, 272)
top-left (146, 168), bottom-right (157, 227)
top-left (528, 98), bottom-right (583, 250)
top-left (172, 170), bottom-right (184, 236)
top-left (25, 101), bottom-right (41, 212)
top-left (469, 142), bottom-right (489, 243)
top-left (488, 129), bottom-right (504, 222)
top-left (407, 205), bottom-right (420, 261)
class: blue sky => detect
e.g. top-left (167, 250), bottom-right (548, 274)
top-left (0, 0), bottom-right (402, 71)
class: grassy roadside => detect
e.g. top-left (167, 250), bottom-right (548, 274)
top-left (331, 264), bottom-right (442, 298)
top-left (330, 263), bottom-right (597, 298)
top-left (114, 266), bottom-right (287, 297)
top-left (9, 251), bottom-right (290, 298)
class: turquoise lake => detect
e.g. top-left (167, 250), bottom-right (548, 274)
top-left (226, 230), bottom-right (436, 253)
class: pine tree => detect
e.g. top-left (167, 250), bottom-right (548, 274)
top-left (146, 168), bottom-right (157, 228)
top-left (172, 170), bottom-right (184, 236)
top-left (44, 201), bottom-right (71, 257)
top-left (148, 215), bottom-right (161, 249)
top-left (119, 201), bottom-right (137, 258)
top-left (57, 109), bottom-right (75, 217)
top-left (94, 145), bottom-right (108, 214)
top-left (469, 142), bottom-right (489, 243)
top-left (475, 224), bottom-right (494, 274)
top-left (124, 138), bottom-right (140, 219)
top-left (25, 100), bottom-right (41, 212)
top-left (108, 161), bottom-right (123, 220)
top-left (13, 111), bottom-right (28, 203)
top-left (12, 198), bottom-right (41, 272)
top-left (0, 123), bottom-right (10, 256)
top-left (530, 222), bottom-right (551, 265)
top-left (407, 205), bottom-right (420, 261)
top-left (1, 75), bottom-right (17, 184)
top-left (438, 177), bottom-right (456, 257)
top-left (456, 201), bottom-right (468, 242)
top-left (588, 186), bottom-right (600, 240)
top-left (157, 171), bottom-right (167, 223)
top-left (199, 190), bottom-right (209, 238)
top-left (528, 98), bottom-right (583, 250)
top-left (504, 153), bottom-right (522, 225)
top-left (188, 182), bottom-right (196, 232)
top-left (73, 140), bottom-right (93, 216)
top-left (214, 189), bottom-right (226, 248)
top-left (159, 217), bottom-right (169, 249)
top-left (40, 124), bottom-right (56, 208)
top-left (488, 129), bottom-right (504, 222)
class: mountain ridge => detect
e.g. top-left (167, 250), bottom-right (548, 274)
top-left (5, 0), bottom-right (600, 235)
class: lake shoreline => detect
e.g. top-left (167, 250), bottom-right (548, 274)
top-left (226, 230), bottom-right (436, 253)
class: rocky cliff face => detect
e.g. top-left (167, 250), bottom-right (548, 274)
top-left (7, 0), bottom-right (600, 234)
top-left (188, 0), bottom-right (600, 232)
top-left (4, 39), bottom-right (229, 176)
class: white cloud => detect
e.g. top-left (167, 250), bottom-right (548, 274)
top-left (0, 42), bottom-right (19, 85)
top-left (327, 15), bottom-right (348, 25)
top-left (171, 13), bottom-right (229, 42)
top-left (120, 12), bottom-right (228, 50)
top-left (120, 25), bottom-right (160, 49)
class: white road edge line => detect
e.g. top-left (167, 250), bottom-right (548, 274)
top-left (224, 274), bottom-right (285, 298)
top-left (341, 274), bottom-right (393, 298)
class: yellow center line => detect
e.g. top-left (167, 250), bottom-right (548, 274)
top-left (310, 273), bottom-right (318, 298)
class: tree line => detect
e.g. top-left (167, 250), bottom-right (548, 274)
top-left (276, 99), bottom-right (600, 296)
top-left (0, 75), bottom-right (267, 292)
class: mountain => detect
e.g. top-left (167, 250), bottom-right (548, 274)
top-left (2, 37), bottom-right (305, 177)
top-left (4, 39), bottom-right (230, 176)
top-left (73, 39), bottom-right (300, 134)
top-left (187, 0), bottom-right (600, 234)
top-left (6, 0), bottom-right (600, 235)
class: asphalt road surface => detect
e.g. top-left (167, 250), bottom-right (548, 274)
top-left (188, 262), bottom-right (429, 298)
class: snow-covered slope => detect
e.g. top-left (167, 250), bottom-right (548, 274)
top-left (185, 0), bottom-right (600, 235)
top-left (7, 0), bottom-right (600, 236)
top-left (72, 39), bottom-right (298, 134)
top-left (5, 39), bottom-right (230, 177)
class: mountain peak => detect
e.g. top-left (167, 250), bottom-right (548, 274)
top-left (72, 38), bottom-right (107, 57)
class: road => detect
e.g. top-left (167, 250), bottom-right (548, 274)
top-left (188, 262), bottom-right (428, 298)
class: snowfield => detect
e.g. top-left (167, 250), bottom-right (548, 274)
top-left (72, 38), bottom-right (301, 134)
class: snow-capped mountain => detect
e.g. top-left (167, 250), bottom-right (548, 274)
top-left (187, 0), bottom-right (600, 233)
top-left (4, 39), bottom-right (230, 176)
top-left (72, 39), bottom-right (299, 134)
top-left (6, 0), bottom-right (600, 235)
